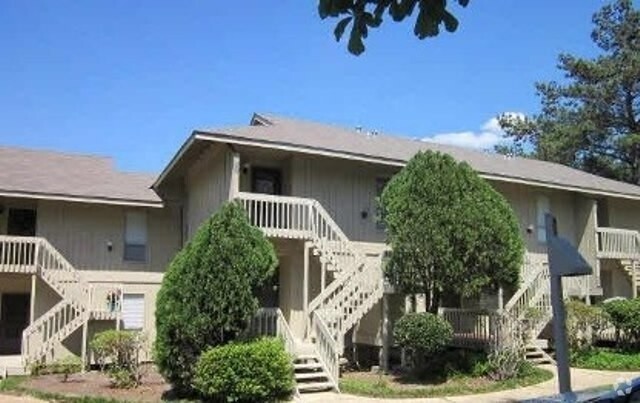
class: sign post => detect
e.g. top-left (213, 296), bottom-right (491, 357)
top-left (545, 213), bottom-right (592, 395)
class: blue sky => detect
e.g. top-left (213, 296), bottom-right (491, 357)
top-left (0, 1), bottom-right (612, 172)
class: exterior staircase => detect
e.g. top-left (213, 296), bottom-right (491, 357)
top-left (238, 193), bottom-right (386, 392)
top-left (620, 259), bottom-right (640, 295)
top-left (21, 238), bottom-right (91, 366)
top-left (502, 258), bottom-right (554, 364)
top-left (293, 354), bottom-right (335, 393)
top-left (0, 235), bottom-right (120, 368)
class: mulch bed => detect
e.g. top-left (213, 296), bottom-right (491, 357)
top-left (23, 365), bottom-right (172, 402)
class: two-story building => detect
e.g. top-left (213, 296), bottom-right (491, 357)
top-left (2, 113), bottom-right (640, 392)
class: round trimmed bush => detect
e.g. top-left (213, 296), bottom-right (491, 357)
top-left (194, 338), bottom-right (295, 402)
top-left (603, 298), bottom-right (640, 348)
top-left (393, 312), bottom-right (453, 356)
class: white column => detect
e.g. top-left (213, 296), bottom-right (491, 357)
top-left (228, 151), bottom-right (240, 199)
top-left (303, 241), bottom-right (310, 337)
top-left (29, 274), bottom-right (36, 324)
top-left (81, 319), bottom-right (89, 372)
top-left (380, 293), bottom-right (390, 372)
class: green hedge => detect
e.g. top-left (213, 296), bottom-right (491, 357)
top-left (155, 202), bottom-right (277, 392)
top-left (603, 298), bottom-right (640, 348)
top-left (193, 338), bottom-right (294, 402)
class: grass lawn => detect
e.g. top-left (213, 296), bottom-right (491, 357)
top-left (571, 348), bottom-right (640, 371)
top-left (340, 366), bottom-right (553, 399)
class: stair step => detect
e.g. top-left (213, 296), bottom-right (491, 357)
top-left (296, 381), bottom-right (335, 392)
top-left (294, 362), bottom-right (324, 370)
top-left (295, 371), bottom-right (329, 380)
top-left (295, 354), bottom-right (319, 362)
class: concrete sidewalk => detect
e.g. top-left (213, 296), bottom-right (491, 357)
top-left (0, 394), bottom-right (44, 403)
top-left (300, 366), bottom-right (640, 402)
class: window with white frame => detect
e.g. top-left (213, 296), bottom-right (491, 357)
top-left (124, 211), bottom-right (147, 262)
top-left (536, 195), bottom-right (550, 244)
top-left (121, 293), bottom-right (145, 330)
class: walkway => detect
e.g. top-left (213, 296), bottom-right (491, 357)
top-left (0, 395), bottom-right (43, 403)
top-left (300, 366), bottom-right (640, 402)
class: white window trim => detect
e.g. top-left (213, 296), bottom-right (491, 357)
top-left (536, 195), bottom-right (550, 244)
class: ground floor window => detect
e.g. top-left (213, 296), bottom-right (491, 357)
top-left (121, 293), bottom-right (145, 330)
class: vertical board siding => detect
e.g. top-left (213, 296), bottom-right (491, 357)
top-left (36, 201), bottom-right (181, 273)
top-left (184, 144), bottom-right (232, 241)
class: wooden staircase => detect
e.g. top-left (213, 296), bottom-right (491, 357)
top-left (620, 259), bottom-right (640, 296)
top-left (0, 235), bottom-right (121, 367)
top-left (597, 227), bottom-right (640, 297)
top-left (238, 193), bottom-right (386, 392)
top-left (294, 354), bottom-right (335, 393)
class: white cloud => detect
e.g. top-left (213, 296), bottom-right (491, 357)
top-left (425, 112), bottom-right (525, 150)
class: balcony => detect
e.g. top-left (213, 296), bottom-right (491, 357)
top-left (596, 227), bottom-right (640, 259)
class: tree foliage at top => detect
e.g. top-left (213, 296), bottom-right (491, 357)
top-left (380, 151), bottom-right (523, 313)
top-left (319, 0), bottom-right (470, 55)
top-left (154, 202), bottom-right (277, 393)
top-left (498, 0), bottom-right (640, 184)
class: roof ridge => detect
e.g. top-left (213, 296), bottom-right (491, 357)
top-left (0, 144), bottom-right (113, 164)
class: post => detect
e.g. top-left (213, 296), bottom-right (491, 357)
top-left (321, 262), bottom-right (326, 291)
top-left (380, 293), bottom-right (390, 372)
top-left (497, 287), bottom-right (504, 312)
top-left (228, 151), bottom-right (240, 200)
top-left (81, 319), bottom-right (89, 372)
top-left (633, 260), bottom-right (638, 298)
top-left (29, 274), bottom-right (36, 324)
top-left (303, 242), bottom-right (310, 337)
top-left (546, 214), bottom-right (572, 395)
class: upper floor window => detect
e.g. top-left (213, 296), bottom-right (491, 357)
top-left (536, 195), bottom-right (550, 244)
top-left (124, 211), bottom-right (147, 262)
top-left (375, 177), bottom-right (390, 229)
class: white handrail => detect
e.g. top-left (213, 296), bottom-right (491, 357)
top-left (596, 227), bottom-right (640, 259)
top-left (312, 311), bottom-right (339, 388)
top-left (248, 308), bottom-right (296, 356)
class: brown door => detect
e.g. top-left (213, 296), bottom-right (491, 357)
top-left (0, 293), bottom-right (30, 354)
top-left (7, 209), bottom-right (37, 236)
top-left (4, 209), bottom-right (37, 265)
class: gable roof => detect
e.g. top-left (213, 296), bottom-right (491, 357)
top-left (0, 146), bottom-right (162, 207)
top-left (155, 112), bottom-right (640, 201)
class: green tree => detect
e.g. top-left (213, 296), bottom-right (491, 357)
top-left (319, 0), bottom-right (470, 55)
top-left (498, 0), bottom-right (640, 184)
top-left (154, 202), bottom-right (277, 393)
top-left (380, 151), bottom-right (523, 313)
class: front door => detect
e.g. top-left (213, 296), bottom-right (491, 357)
top-left (5, 209), bottom-right (37, 266)
top-left (251, 168), bottom-right (281, 307)
top-left (251, 168), bottom-right (282, 195)
top-left (0, 293), bottom-right (30, 354)
top-left (7, 209), bottom-right (36, 236)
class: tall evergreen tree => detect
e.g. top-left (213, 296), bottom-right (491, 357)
top-left (498, 0), bottom-right (640, 184)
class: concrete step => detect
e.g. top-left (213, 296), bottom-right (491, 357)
top-left (295, 371), bottom-right (329, 380)
top-left (294, 362), bottom-right (324, 371)
top-left (297, 381), bottom-right (335, 393)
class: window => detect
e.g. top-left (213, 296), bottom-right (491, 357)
top-left (375, 177), bottom-right (390, 229)
top-left (536, 195), bottom-right (550, 244)
top-left (124, 211), bottom-right (147, 262)
top-left (121, 293), bottom-right (145, 330)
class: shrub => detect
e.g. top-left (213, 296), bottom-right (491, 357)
top-left (381, 151), bottom-right (523, 312)
top-left (29, 356), bottom-right (82, 382)
top-left (193, 338), bottom-right (294, 402)
top-left (565, 299), bottom-right (609, 351)
top-left (602, 298), bottom-right (640, 349)
top-left (90, 330), bottom-right (145, 388)
top-left (485, 348), bottom-right (530, 381)
top-left (394, 312), bottom-right (453, 369)
top-left (155, 202), bottom-right (278, 393)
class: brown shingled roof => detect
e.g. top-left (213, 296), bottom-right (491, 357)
top-left (0, 146), bottom-right (162, 206)
top-left (187, 112), bottom-right (640, 200)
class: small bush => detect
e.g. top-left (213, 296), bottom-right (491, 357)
top-left (29, 356), bottom-right (82, 381)
top-left (566, 299), bottom-right (609, 351)
top-left (193, 338), bottom-right (294, 402)
top-left (603, 298), bottom-right (640, 349)
top-left (485, 348), bottom-right (530, 381)
top-left (394, 312), bottom-right (453, 370)
top-left (90, 330), bottom-right (145, 388)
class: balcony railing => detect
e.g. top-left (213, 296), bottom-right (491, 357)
top-left (0, 236), bottom-right (39, 273)
top-left (596, 227), bottom-right (640, 259)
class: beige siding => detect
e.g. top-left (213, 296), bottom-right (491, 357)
top-left (290, 155), bottom-right (399, 243)
top-left (184, 144), bottom-right (234, 240)
top-left (606, 198), bottom-right (640, 230)
top-left (36, 201), bottom-right (180, 273)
